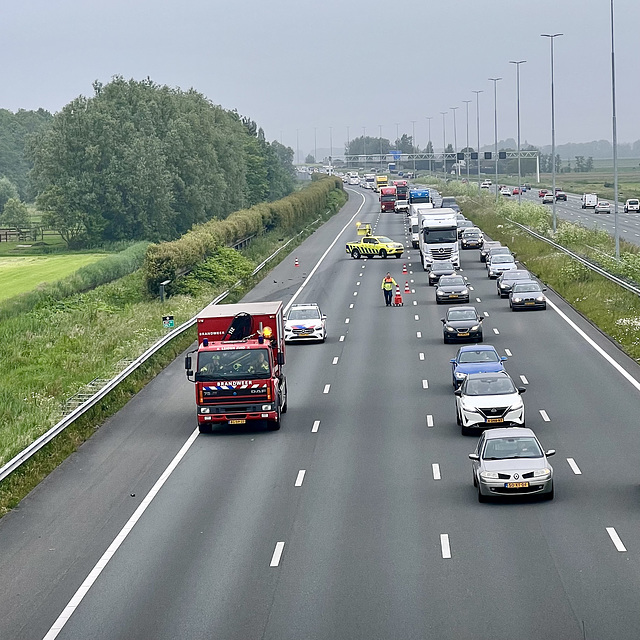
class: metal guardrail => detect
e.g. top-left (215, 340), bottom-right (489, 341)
top-left (508, 218), bottom-right (640, 297)
top-left (0, 214), bottom-right (326, 484)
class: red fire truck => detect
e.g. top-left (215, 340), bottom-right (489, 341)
top-left (379, 186), bottom-right (397, 212)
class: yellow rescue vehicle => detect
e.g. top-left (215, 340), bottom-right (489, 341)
top-left (345, 222), bottom-right (404, 259)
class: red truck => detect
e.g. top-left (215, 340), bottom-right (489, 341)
top-left (393, 180), bottom-right (409, 201)
top-left (379, 185), bottom-right (397, 212)
top-left (184, 301), bottom-right (287, 432)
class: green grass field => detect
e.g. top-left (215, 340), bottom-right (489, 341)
top-left (0, 254), bottom-right (107, 301)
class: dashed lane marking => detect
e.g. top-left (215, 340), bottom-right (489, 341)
top-left (520, 375), bottom-right (529, 385)
top-left (567, 458), bottom-right (582, 475)
top-left (295, 470), bottom-right (306, 486)
top-left (476, 297), bottom-right (482, 303)
top-left (419, 353), bottom-right (425, 360)
top-left (606, 527), bottom-right (627, 552)
top-left (339, 335), bottom-right (345, 342)
top-left (440, 534), bottom-right (452, 559)
top-left (332, 357), bottom-right (339, 365)
top-left (426, 414), bottom-right (434, 427)
top-left (493, 328), bottom-right (500, 335)
top-left (539, 409), bottom-right (550, 422)
top-left (422, 379), bottom-right (429, 389)
top-left (270, 541), bottom-right (285, 566)
top-left (312, 420), bottom-right (320, 432)
top-left (417, 331), bottom-right (422, 338)
top-left (323, 384), bottom-right (331, 394)
top-left (504, 348), bottom-right (512, 357)
top-left (432, 463), bottom-right (441, 480)
top-left (345, 318), bottom-right (350, 324)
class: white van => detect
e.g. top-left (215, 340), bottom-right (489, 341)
top-left (624, 198), bottom-right (640, 213)
top-left (582, 193), bottom-right (598, 209)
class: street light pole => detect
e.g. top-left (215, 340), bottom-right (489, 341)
top-left (411, 120), bottom-right (417, 175)
top-left (463, 100), bottom-right (472, 183)
top-left (440, 111), bottom-right (447, 179)
top-left (296, 128), bottom-right (299, 166)
top-left (329, 126), bottom-right (333, 172)
top-left (314, 127), bottom-right (317, 166)
top-left (362, 126), bottom-right (366, 167)
top-left (346, 125), bottom-right (350, 165)
top-left (379, 124), bottom-right (383, 171)
top-left (610, 0), bottom-right (620, 259)
top-left (489, 78), bottom-right (502, 202)
top-left (473, 90), bottom-right (483, 193)
top-left (426, 116), bottom-right (433, 175)
top-left (510, 60), bottom-right (526, 205)
top-left (542, 34), bottom-right (562, 233)
top-left (450, 107), bottom-right (459, 179)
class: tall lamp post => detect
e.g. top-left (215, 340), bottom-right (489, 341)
top-left (489, 77), bottom-right (502, 202)
top-left (379, 124), bottom-right (383, 171)
top-left (450, 106), bottom-right (459, 179)
top-left (411, 120), bottom-right (417, 175)
top-left (362, 126), bottom-right (366, 167)
top-left (426, 116), bottom-right (433, 175)
top-left (440, 111), bottom-right (447, 179)
top-left (510, 60), bottom-right (526, 205)
top-left (329, 126), bottom-right (333, 172)
top-left (473, 90), bottom-right (483, 193)
top-left (542, 34), bottom-right (562, 233)
top-left (314, 127), bottom-right (317, 166)
top-left (296, 128), bottom-right (300, 166)
top-left (610, 0), bottom-right (620, 259)
top-left (462, 100), bottom-right (472, 183)
top-left (346, 126), bottom-right (350, 166)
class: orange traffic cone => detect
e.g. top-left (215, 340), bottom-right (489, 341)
top-left (404, 281), bottom-right (411, 294)
top-left (393, 284), bottom-right (403, 306)
top-left (402, 263), bottom-right (408, 274)
top-left (294, 257), bottom-right (299, 267)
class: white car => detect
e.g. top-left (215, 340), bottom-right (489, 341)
top-left (500, 187), bottom-right (511, 196)
top-left (455, 371), bottom-right (526, 436)
top-left (348, 176), bottom-right (360, 185)
top-left (624, 199), bottom-right (639, 213)
top-left (487, 254), bottom-right (517, 279)
top-left (284, 303), bottom-right (326, 343)
top-left (481, 180), bottom-right (492, 189)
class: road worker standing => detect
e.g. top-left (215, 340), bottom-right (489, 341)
top-left (381, 272), bottom-right (397, 306)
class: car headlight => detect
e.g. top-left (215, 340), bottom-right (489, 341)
top-left (533, 468), bottom-right (551, 478)
top-left (536, 296), bottom-right (546, 302)
top-left (480, 471), bottom-right (499, 480)
top-left (460, 403), bottom-right (480, 414)
top-left (261, 404), bottom-right (273, 411)
top-left (513, 297), bottom-right (522, 303)
top-left (470, 325), bottom-right (480, 331)
top-left (461, 288), bottom-right (469, 295)
top-left (445, 326), bottom-right (456, 332)
top-left (499, 282), bottom-right (508, 289)
top-left (455, 372), bottom-right (466, 379)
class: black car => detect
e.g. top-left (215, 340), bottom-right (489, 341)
top-left (442, 306), bottom-right (483, 343)
top-left (509, 281), bottom-right (547, 310)
top-left (496, 269), bottom-right (531, 297)
top-left (480, 241), bottom-right (502, 263)
top-left (457, 219), bottom-right (475, 238)
top-left (555, 191), bottom-right (567, 201)
top-left (435, 275), bottom-right (470, 304)
top-left (428, 261), bottom-right (456, 286)
top-left (461, 227), bottom-right (484, 249)
top-left (441, 197), bottom-right (458, 209)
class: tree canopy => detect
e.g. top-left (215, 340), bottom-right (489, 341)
top-left (28, 77), bottom-right (295, 247)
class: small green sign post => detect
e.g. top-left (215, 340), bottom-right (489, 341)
top-left (162, 315), bottom-right (175, 329)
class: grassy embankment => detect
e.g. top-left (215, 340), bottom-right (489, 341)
top-left (0, 183), bottom-right (347, 515)
top-left (426, 179), bottom-right (640, 363)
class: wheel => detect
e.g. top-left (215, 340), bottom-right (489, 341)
top-left (473, 472), bottom-right (478, 487)
top-left (394, 254), bottom-right (401, 258)
top-left (281, 379), bottom-right (288, 413)
top-left (351, 249), bottom-right (361, 259)
top-left (380, 249), bottom-right (387, 258)
top-left (456, 407), bottom-right (461, 426)
top-left (198, 422), bottom-right (212, 434)
top-left (478, 487), bottom-right (488, 503)
top-left (478, 333), bottom-right (483, 343)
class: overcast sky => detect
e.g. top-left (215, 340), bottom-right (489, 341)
top-left (3, 0), bottom-right (639, 159)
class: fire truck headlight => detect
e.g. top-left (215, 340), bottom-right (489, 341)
top-left (262, 404), bottom-right (273, 411)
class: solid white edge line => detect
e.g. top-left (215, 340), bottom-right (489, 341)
top-left (312, 420), bottom-right (320, 432)
top-left (270, 541), bottom-right (286, 566)
top-left (285, 190), bottom-right (367, 313)
top-left (566, 458), bottom-right (582, 475)
top-left (547, 298), bottom-right (640, 393)
top-left (43, 428), bottom-right (200, 639)
top-left (539, 409), bottom-right (550, 422)
top-left (606, 527), bottom-right (627, 552)
top-left (426, 414), bottom-right (434, 427)
top-left (323, 384), bottom-right (331, 394)
top-left (432, 463), bottom-right (441, 480)
top-left (440, 534), bottom-right (452, 559)
top-left (295, 470), bottom-right (306, 487)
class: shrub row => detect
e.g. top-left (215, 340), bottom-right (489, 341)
top-left (143, 176), bottom-right (343, 293)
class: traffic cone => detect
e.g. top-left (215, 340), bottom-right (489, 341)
top-left (402, 263), bottom-right (408, 274)
top-left (393, 284), bottom-right (403, 306)
top-left (294, 257), bottom-right (299, 267)
top-left (404, 281), bottom-right (411, 294)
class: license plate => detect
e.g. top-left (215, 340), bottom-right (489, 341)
top-left (486, 417), bottom-right (503, 424)
top-left (229, 419), bottom-right (246, 425)
top-left (525, 301), bottom-right (535, 305)
top-left (458, 332), bottom-right (469, 337)
top-left (506, 482), bottom-right (529, 488)
top-left (449, 294), bottom-right (458, 298)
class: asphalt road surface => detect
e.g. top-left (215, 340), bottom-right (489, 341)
top-left (2, 187), bottom-right (640, 640)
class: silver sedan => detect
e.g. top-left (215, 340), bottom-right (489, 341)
top-left (469, 427), bottom-right (555, 502)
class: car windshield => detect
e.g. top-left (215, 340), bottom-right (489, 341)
top-left (629, 200), bottom-right (639, 205)
top-left (195, 348), bottom-right (271, 381)
top-left (503, 272), bottom-right (529, 281)
top-left (492, 255), bottom-right (515, 264)
top-left (464, 375), bottom-right (516, 396)
top-left (434, 262), bottom-right (454, 271)
top-left (439, 276), bottom-right (465, 286)
top-left (377, 236), bottom-right (393, 243)
top-left (598, 202), bottom-right (609, 206)
top-left (483, 437), bottom-right (543, 460)
top-left (463, 229), bottom-right (481, 236)
top-left (447, 309), bottom-right (477, 321)
top-left (513, 283), bottom-right (541, 293)
top-left (288, 308), bottom-right (320, 320)
top-left (458, 349), bottom-right (500, 364)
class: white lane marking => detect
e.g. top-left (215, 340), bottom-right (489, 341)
top-left (539, 409), bottom-right (551, 422)
top-left (312, 420), bottom-right (320, 432)
top-left (504, 348), bottom-right (512, 357)
top-left (422, 379), bottom-right (429, 389)
top-left (408, 263), bottom-right (412, 267)
top-left (353, 291), bottom-right (357, 296)
top-left (492, 328), bottom-right (500, 335)
top-left (339, 335), bottom-right (345, 342)
top-left (323, 384), bottom-right (331, 394)
top-left (285, 190), bottom-right (366, 313)
top-left (410, 279), bottom-right (415, 283)
top-left (483, 311), bottom-right (489, 317)
top-left (409, 270), bottom-right (413, 274)
top-left (359, 273), bottom-right (363, 276)
top-left (332, 357), bottom-right (339, 365)
top-left (547, 298), bottom-right (640, 394)
top-left (42, 428), bottom-right (201, 640)
top-left (440, 534), bottom-right (452, 559)
top-left (411, 289), bottom-right (416, 293)
top-left (415, 315), bottom-right (419, 321)
top-left (468, 286), bottom-right (474, 291)
top-left (419, 353), bottom-right (425, 360)
top-left (417, 331), bottom-right (422, 338)
top-left (345, 318), bottom-right (350, 324)
top-left (413, 300), bottom-right (417, 306)
top-left (476, 297), bottom-right (482, 303)
top-left (349, 303), bottom-right (354, 309)
top-left (606, 527), bottom-right (627, 552)
top-left (426, 414), bottom-right (434, 427)
top-left (567, 458), bottom-right (582, 475)
top-left (520, 375), bottom-right (529, 385)
top-left (432, 463), bottom-right (441, 480)
top-left (356, 281), bottom-right (361, 286)
top-left (270, 541), bottom-right (286, 566)
top-left (295, 470), bottom-right (306, 487)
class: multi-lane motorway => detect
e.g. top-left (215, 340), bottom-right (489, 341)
top-left (2, 187), bottom-right (640, 640)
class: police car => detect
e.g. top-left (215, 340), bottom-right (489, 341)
top-left (284, 303), bottom-right (327, 343)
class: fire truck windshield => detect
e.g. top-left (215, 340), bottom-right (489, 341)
top-left (195, 348), bottom-right (271, 381)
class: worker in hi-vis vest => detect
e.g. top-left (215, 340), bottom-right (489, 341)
top-left (381, 272), bottom-right (397, 306)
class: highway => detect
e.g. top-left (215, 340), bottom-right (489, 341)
top-left (2, 186), bottom-right (640, 639)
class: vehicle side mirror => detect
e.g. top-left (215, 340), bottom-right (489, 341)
top-left (277, 352), bottom-right (285, 365)
top-left (450, 359), bottom-right (456, 364)
top-left (517, 387), bottom-right (526, 394)
top-left (185, 355), bottom-right (192, 371)
top-left (468, 453), bottom-right (480, 461)
top-left (542, 288), bottom-right (547, 292)
top-left (500, 356), bottom-right (508, 361)
top-left (454, 389), bottom-right (462, 397)
top-left (545, 449), bottom-right (556, 457)
top-left (441, 318), bottom-right (445, 323)
top-left (322, 314), bottom-right (327, 320)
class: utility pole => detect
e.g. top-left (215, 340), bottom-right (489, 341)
top-left (440, 111), bottom-right (447, 179)
top-left (510, 60), bottom-right (526, 205)
top-left (489, 77), bottom-right (502, 201)
top-left (473, 90), bottom-right (483, 193)
top-left (450, 106), bottom-right (459, 179)
top-left (411, 120), bottom-right (417, 175)
top-left (463, 100), bottom-right (472, 183)
top-left (426, 116), bottom-right (433, 175)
